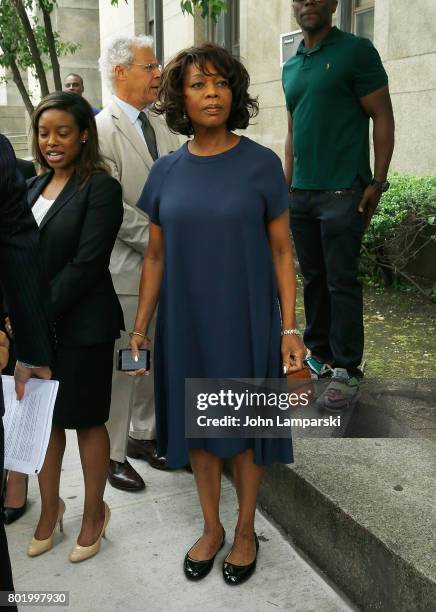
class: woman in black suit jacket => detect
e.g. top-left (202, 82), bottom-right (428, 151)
top-left (20, 92), bottom-right (123, 563)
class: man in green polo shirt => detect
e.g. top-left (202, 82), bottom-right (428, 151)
top-left (283, 0), bottom-right (395, 409)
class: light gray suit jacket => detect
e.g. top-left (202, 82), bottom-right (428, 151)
top-left (96, 101), bottom-right (181, 295)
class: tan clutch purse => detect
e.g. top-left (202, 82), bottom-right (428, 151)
top-left (286, 366), bottom-right (313, 398)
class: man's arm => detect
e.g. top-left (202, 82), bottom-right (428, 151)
top-left (103, 156), bottom-right (150, 255)
top-left (284, 111), bottom-right (294, 189)
top-left (97, 124), bottom-right (150, 256)
top-left (358, 85), bottom-right (395, 225)
top-left (361, 85), bottom-right (395, 183)
top-left (0, 172), bottom-right (53, 367)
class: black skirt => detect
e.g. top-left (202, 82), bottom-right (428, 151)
top-left (51, 342), bottom-right (115, 429)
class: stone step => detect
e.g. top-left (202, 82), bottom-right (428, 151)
top-left (4, 133), bottom-right (30, 156)
top-left (6, 133), bottom-right (27, 143)
top-left (258, 391), bottom-right (436, 611)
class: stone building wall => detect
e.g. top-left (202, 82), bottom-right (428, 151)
top-left (54, 0), bottom-right (101, 111)
top-left (239, 0), bottom-right (292, 158)
top-left (374, 0), bottom-right (436, 175)
top-left (163, 0), bottom-right (194, 63)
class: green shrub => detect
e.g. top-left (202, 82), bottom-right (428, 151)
top-left (361, 174), bottom-right (436, 292)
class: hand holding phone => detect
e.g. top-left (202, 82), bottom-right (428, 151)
top-left (117, 348), bottom-right (150, 372)
top-left (123, 330), bottom-right (151, 376)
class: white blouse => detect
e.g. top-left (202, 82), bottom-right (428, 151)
top-left (32, 194), bottom-right (55, 227)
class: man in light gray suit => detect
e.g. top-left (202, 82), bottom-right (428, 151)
top-left (97, 36), bottom-right (180, 490)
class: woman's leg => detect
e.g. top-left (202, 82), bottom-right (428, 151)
top-left (188, 448), bottom-right (224, 560)
top-left (228, 448), bottom-right (263, 564)
top-left (4, 471), bottom-right (27, 508)
top-left (76, 425), bottom-right (109, 546)
top-left (34, 425), bottom-right (66, 539)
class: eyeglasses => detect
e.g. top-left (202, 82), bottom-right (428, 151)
top-left (132, 63), bottom-right (162, 73)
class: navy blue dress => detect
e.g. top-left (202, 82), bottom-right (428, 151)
top-left (138, 136), bottom-right (293, 468)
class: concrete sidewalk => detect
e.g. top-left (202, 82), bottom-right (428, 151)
top-left (7, 432), bottom-right (355, 612)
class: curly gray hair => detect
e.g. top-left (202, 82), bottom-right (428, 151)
top-left (99, 35), bottom-right (155, 92)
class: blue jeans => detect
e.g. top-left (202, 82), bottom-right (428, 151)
top-left (289, 180), bottom-right (366, 375)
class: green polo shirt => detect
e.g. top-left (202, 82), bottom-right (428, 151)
top-left (282, 27), bottom-right (388, 190)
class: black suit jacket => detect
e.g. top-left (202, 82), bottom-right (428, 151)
top-left (0, 135), bottom-right (53, 376)
top-left (1, 136), bottom-right (49, 594)
top-left (27, 170), bottom-right (124, 346)
top-left (16, 158), bottom-right (37, 180)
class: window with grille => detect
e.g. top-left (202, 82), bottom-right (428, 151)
top-left (145, 0), bottom-right (163, 62)
top-left (145, 0), bottom-right (155, 38)
top-left (339, 0), bottom-right (375, 41)
top-left (353, 0), bottom-right (375, 41)
top-left (204, 0), bottom-right (240, 57)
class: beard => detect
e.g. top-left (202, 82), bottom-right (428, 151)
top-left (299, 16), bottom-right (327, 32)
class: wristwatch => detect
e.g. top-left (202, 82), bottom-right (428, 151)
top-left (371, 179), bottom-right (390, 193)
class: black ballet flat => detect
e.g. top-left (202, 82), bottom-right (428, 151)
top-left (183, 529), bottom-right (226, 581)
top-left (222, 532), bottom-right (259, 586)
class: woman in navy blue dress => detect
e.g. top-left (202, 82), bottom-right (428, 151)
top-left (131, 43), bottom-right (305, 585)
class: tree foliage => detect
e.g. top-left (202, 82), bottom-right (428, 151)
top-left (362, 174), bottom-right (436, 299)
top-left (0, 0), bottom-right (79, 114)
top-left (110, 0), bottom-right (227, 21)
top-left (181, 0), bottom-right (227, 21)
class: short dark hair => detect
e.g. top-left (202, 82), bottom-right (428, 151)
top-left (32, 92), bottom-right (108, 186)
top-left (64, 73), bottom-right (83, 84)
top-left (155, 43), bottom-right (259, 136)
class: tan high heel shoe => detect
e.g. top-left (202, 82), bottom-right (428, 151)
top-left (69, 501), bottom-right (110, 563)
top-left (27, 498), bottom-right (66, 557)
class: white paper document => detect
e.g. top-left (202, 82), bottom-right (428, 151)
top-left (2, 375), bottom-right (59, 474)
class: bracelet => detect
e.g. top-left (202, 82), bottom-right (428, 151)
top-left (129, 331), bottom-right (150, 340)
top-left (281, 328), bottom-right (302, 337)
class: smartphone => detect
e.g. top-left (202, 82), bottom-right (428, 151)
top-left (117, 348), bottom-right (150, 372)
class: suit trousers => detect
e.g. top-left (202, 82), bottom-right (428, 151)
top-left (289, 181), bottom-right (366, 375)
top-left (1, 413), bottom-right (15, 596)
top-left (106, 295), bottom-right (156, 463)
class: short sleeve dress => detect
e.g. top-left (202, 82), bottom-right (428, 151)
top-left (137, 136), bottom-right (293, 468)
